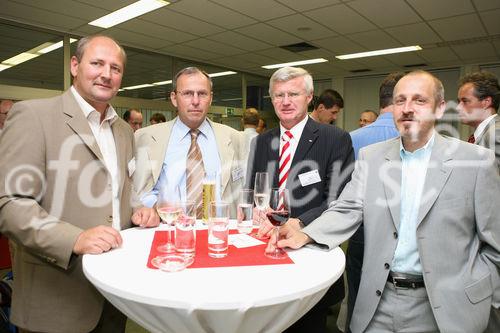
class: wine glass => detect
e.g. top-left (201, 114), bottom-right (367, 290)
top-left (156, 181), bottom-right (182, 253)
top-left (265, 188), bottom-right (290, 259)
top-left (252, 172), bottom-right (270, 237)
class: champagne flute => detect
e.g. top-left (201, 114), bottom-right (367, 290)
top-left (265, 188), bottom-right (290, 259)
top-left (252, 172), bottom-right (270, 237)
top-left (156, 181), bottom-right (182, 253)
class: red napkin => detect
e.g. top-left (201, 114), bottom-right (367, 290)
top-left (147, 230), bottom-right (294, 269)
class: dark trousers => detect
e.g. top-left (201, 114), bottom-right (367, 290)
top-left (345, 225), bottom-right (364, 333)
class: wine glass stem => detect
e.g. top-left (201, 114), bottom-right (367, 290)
top-left (274, 226), bottom-right (280, 254)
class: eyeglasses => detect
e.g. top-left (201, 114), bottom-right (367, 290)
top-left (272, 91), bottom-right (305, 101)
top-left (176, 90), bottom-right (211, 100)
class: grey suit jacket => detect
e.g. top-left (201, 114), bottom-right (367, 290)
top-left (0, 90), bottom-right (135, 333)
top-left (134, 117), bottom-right (244, 217)
top-left (476, 115), bottom-right (500, 169)
top-left (304, 133), bottom-right (500, 333)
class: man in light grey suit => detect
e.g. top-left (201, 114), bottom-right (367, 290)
top-left (457, 70), bottom-right (500, 332)
top-left (134, 67), bottom-right (244, 217)
top-left (271, 70), bottom-right (500, 333)
top-left (0, 35), bottom-right (159, 333)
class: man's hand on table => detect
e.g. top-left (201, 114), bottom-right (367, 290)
top-left (132, 207), bottom-right (160, 228)
top-left (73, 225), bottom-right (123, 255)
top-left (265, 222), bottom-right (312, 254)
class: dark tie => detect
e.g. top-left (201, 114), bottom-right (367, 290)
top-left (468, 134), bottom-right (475, 144)
top-left (186, 129), bottom-right (205, 218)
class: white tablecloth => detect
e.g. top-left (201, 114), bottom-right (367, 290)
top-left (83, 225), bottom-right (345, 333)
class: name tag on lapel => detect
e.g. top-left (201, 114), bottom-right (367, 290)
top-left (298, 169), bottom-right (321, 187)
top-left (232, 166), bottom-right (244, 182)
top-left (128, 158), bottom-right (136, 177)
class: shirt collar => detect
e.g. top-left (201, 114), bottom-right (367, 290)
top-left (175, 117), bottom-right (211, 140)
top-left (474, 113), bottom-right (497, 140)
top-left (280, 115), bottom-right (308, 140)
top-left (400, 131), bottom-right (435, 156)
top-left (70, 86), bottom-right (118, 124)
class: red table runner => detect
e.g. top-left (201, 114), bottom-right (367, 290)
top-left (147, 230), bottom-right (294, 269)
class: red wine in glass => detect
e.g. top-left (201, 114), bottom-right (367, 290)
top-left (266, 211), bottom-right (289, 226)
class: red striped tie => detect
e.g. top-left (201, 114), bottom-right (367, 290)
top-left (278, 131), bottom-right (293, 191)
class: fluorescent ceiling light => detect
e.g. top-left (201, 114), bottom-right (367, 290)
top-left (88, 0), bottom-right (170, 28)
top-left (208, 71), bottom-right (237, 78)
top-left (0, 64), bottom-right (12, 72)
top-left (38, 38), bottom-right (78, 54)
top-left (221, 97), bottom-right (242, 101)
top-left (123, 83), bottom-right (155, 90)
top-left (3, 52), bottom-right (39, 65)
top-left (153, 80), bottom-right (172, 86)
top-left (336, 46), bottom-right (422, 60)
top-left (262, 58), bottom-right (328, 69)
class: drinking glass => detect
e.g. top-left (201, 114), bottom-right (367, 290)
top-left (156, 181), bottom-right (181, 253)
top-left (175, 201), bottom-right (196, 259)
top-left (252, 172), bottom-right (270, 237)
top-left (208, 201), bottom-right (230, 258)
top-left (237, 189), bottom-right (254, 234)
top-left (265, 188), bottom-right (290, 259)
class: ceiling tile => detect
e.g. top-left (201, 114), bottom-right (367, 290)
top-left (406, 0), bottom-right (475, 20)
top-left (385, 23), bottom-right (443, 45)
top-left (233, 53), bottom-right (279, 66)
top-left (275, 0), bottom-right (341, 12)
top-left (479, 8), bottom-right (500, 35)
top-left (417, 47), bottom-right (460, 62)
top-left (348, 0), bottom-right (421, 27)
top-left (451, 41), bottom-right (497, 60)
top-left (76, 0), bottom-right (134, 11)
top-left (169, 0), bottom-right (256, 29)
top-left (199, 56), bottom-right (255, 70)
top-left (429, 14), bottom-right (487, 41)
top-left (355, 57), bottom-right (396, 69)
top-left (183, 39), bottom-right (246, 56)
top-left (207, 31), bottom-right (272, 51)
top-left (15, 0), bottom-right (105, 20)
top-left (256, 48), bottom-right (306, 62)
top-left (118, 20), bottom-right (197, 44)
top-left (208, 0), bottom-right (296, 21)
top-left (303, 3), bottom-right (377, 34)
top-left (382, 52), bottom-right (427, 66)
top-left (156, 44), bottom-right (221, 61)
top-left (107, 28), bottom-right (172, 50)
top-left (235, 24), bottom-right (302, 46)
top-left (143, 7), bottom-right (224, 36)
top-left (311, 36), bottom-right (364, 55)
top-left (473, 0), bottom-right (500, 11)
top-left (347, 30), bottom-right (401, 50)
top-left (266, 14), bottom-right (337, 40)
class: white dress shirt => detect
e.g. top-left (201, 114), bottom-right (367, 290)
top-left (71, 86), bottom-right (121, 230)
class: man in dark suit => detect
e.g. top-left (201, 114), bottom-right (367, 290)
top-left (247, 66), bottom-right (354, 333)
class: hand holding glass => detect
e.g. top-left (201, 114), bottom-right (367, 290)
top-left (265, 188), bottom-right (290, 259)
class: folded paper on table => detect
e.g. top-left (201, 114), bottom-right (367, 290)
top-left (147, 230), bottom-right (294, 269)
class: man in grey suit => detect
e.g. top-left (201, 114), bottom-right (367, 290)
top-left (0, 35), bottom-right (158, 333)
top-left (271, 70), bottom-right (500, 333)
top-left (457, 70), bottom-right (500, 332)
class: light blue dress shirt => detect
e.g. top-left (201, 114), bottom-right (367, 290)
top-left (140, 118), bottom-right (221, 208)
top-left (350, 112), bottom-right (400, 159)
top-left (391, 133), bottom-right (435, 274)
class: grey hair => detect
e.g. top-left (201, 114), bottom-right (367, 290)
top-left (172, 67), bottom-right (213, 92)
top-left (74, 34), bottom-right (127, 67)
top-left (269, 67), bottom-right (314, 96)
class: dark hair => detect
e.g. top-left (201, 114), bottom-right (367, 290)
top-left (243, 108), bottom-right (260, 126)
top-left (123, 110), bottom-right (130, 122)
top-left (74, 34), bottom-right (127, 68)
top-left (172, 67), bottom-right (212, 92)
top-left (459, 71), bottom-right (500, 111)
top-left (379, 72), bottom-right (405, 109)
top-left (150, 112), bottom-right (166, 123)
top-left (315, 89), bottom-right (343, 109)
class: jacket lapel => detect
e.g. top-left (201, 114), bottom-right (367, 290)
top-left (149, 120), bottom-right (174, 183)
top-left (268, 128), bottom-right (280, 188)
top-left (111, 120), bottom-right (127, 194)
top-left (416, 134), bottom-right (452, 226)
top-left (211, 120), bottom-right (234, 195)
top-left (383, 141), bottom-right (402, 231)
top-left (291, 118), bottom-right (319, 167)
top-left (62, 90), bottom-right (104, 161)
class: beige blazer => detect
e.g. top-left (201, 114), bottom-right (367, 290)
top-left (305, 134), bottom-right (500, 333)
top-left (134, 117), bottom-right (245, 217)
top-left (0, 90), bottom-right (135, 333)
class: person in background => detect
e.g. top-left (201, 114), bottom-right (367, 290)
top-left (123, 108), bottom-right (143, 131)
top-left (358, 109), bottom-right (378, 127)
top-left (247, 66), bottom-right (354, 333)
top-left (241, 108), bottom-right (260, 150)
top-left (271, 70), bottom-right (500, 333)
top-left (309, 88), bottom-right (344, 125)
top-left (256, 117), bottom-right (267, 134)
top-left (457, 70), bottom-right (500, 333)
top-left (149, 112), bottom-right (166, 125)
top-left (0, 35), bottom-right (158, 333)
top-left (0, 99), bottom-right (14, 134)
top-left (134, 67), bottom-right (245, 218)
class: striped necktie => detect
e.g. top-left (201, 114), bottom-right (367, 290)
top-left (186, 129), bottom-right (205, 217)
top-left (278, 130), bottom-right (293, 191)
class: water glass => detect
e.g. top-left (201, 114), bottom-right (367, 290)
top-left (208, 201), bottom-right (230, 258)
top-left (175, 201), bottom-right (196, 258)
top-left (237, 189), bottom-right (254, 234)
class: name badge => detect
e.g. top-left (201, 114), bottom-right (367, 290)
top-left (128, 158), bottom-right (136, 177)
top-left (298, 169), bottom-right (321, 187)
top-left (232, 166), bottom-right (244, 182)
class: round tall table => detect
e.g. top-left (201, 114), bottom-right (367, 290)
top-left (83, 226), bottom-right (345, 333)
